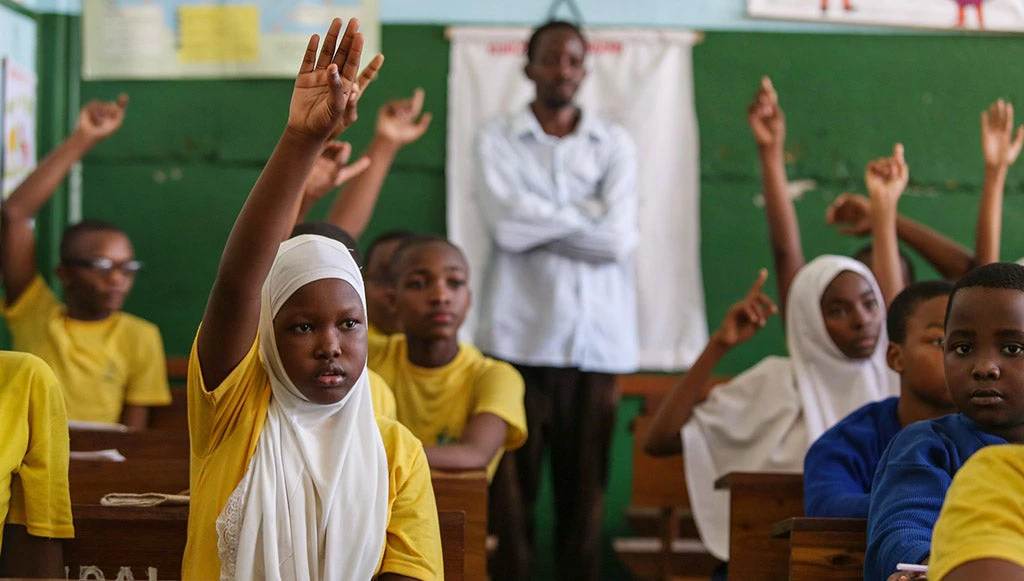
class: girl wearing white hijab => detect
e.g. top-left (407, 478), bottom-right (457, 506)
top-left (643, 255), bottom-right (898, 561)
top-left (184, 18), bottom-right (442, 580)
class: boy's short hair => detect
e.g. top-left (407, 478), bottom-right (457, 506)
top-left (853, 243), bottom-right (917, 284)
top-left (290, 221), bottom-right (362, 267)
top-left (365, 230), bottom-right (415, 269)
top-left (60, 220), bottom-right (127, 261)
top-left (946, 262), bottom-right (1024, 326)
top-left (886, 280), bottom-right (954, 343)
top-left (527, 20), bottom-right (587, 63)
top-left (389, 234), bottom-right (467, 278)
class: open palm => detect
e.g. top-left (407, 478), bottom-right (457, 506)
top-left (288, 18), bottom-right (366, 141)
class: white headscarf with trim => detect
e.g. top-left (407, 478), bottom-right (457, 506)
top-left (682, 255), bottom-right (898, 560)
top-left (218, 234), bottom-right (388, 580)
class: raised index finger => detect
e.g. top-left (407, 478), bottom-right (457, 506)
top-left (298, 34), bottom-right (320, 74)
top-left (748, 268), bottom-right (769, 296)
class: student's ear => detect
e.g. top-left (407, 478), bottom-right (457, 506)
top-left (524, 62), bottom-right (536, 82)
top-left (886, 342), bottom-right (905, 374)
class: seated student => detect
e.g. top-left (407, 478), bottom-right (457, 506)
top-left (827, 98), bottom-right (1024, 279)
top-left (0, 352), bottom-right (74, 578)
top-left (929, 445), bottom-right (1024, 581)
top-left (865, 262), bottom-right (1024, 581)
top-left (803, 279), bottom-right (955, 518)
top-left (368, 234), bottom-right (527, 479)
top-left (184, 19), bottom-right (441, 579)
top-left (0, 96), bottom-right (170, 430)
top-left (364, 230), bottom-right (415, 338)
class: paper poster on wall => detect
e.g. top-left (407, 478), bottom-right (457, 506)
top-left (748, 0), bottom-right (1024, 32)
top-left (1, 57), bottom-right (37, 199)
top-left (82, 0), bottom-right (380, 79)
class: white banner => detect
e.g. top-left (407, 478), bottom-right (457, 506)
top-left (446, 27), bottom-right (708, 371)
top-left (1, 57), bottom-right (37, 199)
top-left (749, 0), bottom-right (1024, 32)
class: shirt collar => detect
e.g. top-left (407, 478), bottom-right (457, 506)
top-left (511, 104), bottom-right (609, 143)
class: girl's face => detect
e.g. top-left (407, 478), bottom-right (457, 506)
top-left (273, 278), bottom-right (367, 404)
top-left (819, 270), bottom-right (883, 360)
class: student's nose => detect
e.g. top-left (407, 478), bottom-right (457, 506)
top-left (429, 281), bottom-right (450, 305)
top-left (971, 356), bottom-right (1000, 381)
top-left (849, 306), bottom-right (867, 330)
top-left (314, 329), bottom-right (342, 360)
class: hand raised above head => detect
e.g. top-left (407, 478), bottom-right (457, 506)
top-left (825, 193), bottom-right (871, 237)
top-left (865, 143), bottom-right (909, 207)
top-left (302, 141), bottom-right (371, 203)
top-left (289, 18), bottom-right (375, 142)
top-left (712, 268), bottom-right (778, 349)
top-left (376, 88), bottom-right (433, 146)
top-left (981, 98), bottom-right (1024, 169)
top-left (75, 93), bottom-right (129, 143)
top-left (747, 76), bottom-right (786, 150)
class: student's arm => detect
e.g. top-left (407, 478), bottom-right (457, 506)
top-left (802, 430), bottom-right (874, 519)
top-left (120, 405), bottom-right (149, 430)
top-left (545, 128), bottom-right (639, 263)
top-left (866, 144), bottom-right (910, 307)
top-left (424, 413), bottom-right (508, 470)
top-left (293, 141), bottom-right (371, 224)
top-left (0, 525), bottom-right (63, 578)
top-left (826, 194), bottom-right (975, 281)
top-left (748, 77), bottom-right (803, 312)
top-left (198, 18), bottom-right (367, 390)
top-left (643, 269), bottom-right (777, 457)
top-left (976, 98), bottom-right (1024, 266)
top-left (323, 89), bottom-right (433, 238)
top-left (943, 560), bottom-right (1024, 581)
top-left (1, 95), bottom-right (128, 303)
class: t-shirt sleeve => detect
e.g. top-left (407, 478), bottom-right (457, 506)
top-left (803, 425), bottom-right (874, 518)
top-left (472, 362), bottom-right (527, 451)
top-left (7, 356), bottom-right (74, 540)
top-left (367, 330), bottom-right (391, 371)
top-left (930, 445), bottom-right (1024, 580)
top-left (369, 370), bottom-right (398, 421)
top-left (864, 426), bottom-right (952, 580)
top-left (124, 322), bottom-right (172, 407)
top-left (379, 427), bottom-right (443, 580)
top-left (0, 275), bottom-right (59, 335)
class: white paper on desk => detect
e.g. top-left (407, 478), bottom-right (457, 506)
top-left (69, 449), bottom-right (127, 462)
top-left (68, 419), bottom-right (130, 432)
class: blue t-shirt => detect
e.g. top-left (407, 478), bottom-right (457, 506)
top-left (803, 397), bottom-right (902, 519)
top-left (864, 413), bottom-right (1007, 581)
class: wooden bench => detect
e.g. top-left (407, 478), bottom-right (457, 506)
top-left (772, 518), bottom-right (866, 581)
top-left (70, 427), bottom-right (190, 460)
top-left (65, 504), bottom-right (467, 581)
top-left (431, 469), bottom-right (488, 581)
top-left (69, 458), bottom-right (191, 505)
top-left (716, 472), bottom-right (803, 581)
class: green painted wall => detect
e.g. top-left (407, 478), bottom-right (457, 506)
top-left (77, 27), bottom-right (1024, 579)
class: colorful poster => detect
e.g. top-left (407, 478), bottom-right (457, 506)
top-left (748, 0), bottom-right (1024, 32)
top-left (82, 0), bottom-right (380, 79)
top-left (1, 57), bottom-right (37, 199)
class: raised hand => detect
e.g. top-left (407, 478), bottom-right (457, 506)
top-left (376, 88), bottom-right (433, 146)
top-left (301, 141), bottom-right (372, 204)
top-left (711, 269), bottom-right (778, 349)
top-left (354, 54), bottom-right (385, 98)
top-left (289, 18), bottom-right (367, 142)
top-left (865, 143), bottom-right (909, 208)
top-left (747, 76), bottom-right (786, 150)
top-left (75, 94), bottom-right (129, 143)
top-left (825, 193), bottom-right (872, 237)
top-left (981, 98), bottom-right (1024, 169)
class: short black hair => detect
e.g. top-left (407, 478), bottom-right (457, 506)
top-left (290, 221), bottom-right (362, 267)
top-left (364, 230), bottom-right (416, 270)
top-left (853, 244), bottom-right (917, 284)
top-left (527, 20), bottom-right (586, 63)
top-left (60, 220), bottom-right (127, 262)
top-left (946, 262), bottom-right (1024, 326)
top-left (886, 280), bottom-right (954, 343)
top-left (389, 234), bottom-right (468, 280)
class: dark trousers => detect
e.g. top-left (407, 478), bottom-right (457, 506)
top-left (489, 365), bottom-right (619, 581)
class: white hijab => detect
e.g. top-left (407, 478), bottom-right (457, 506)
top-left (217, 235), bottom-right (389, 580)
top-left (682, 255), bottom-right (898, 560)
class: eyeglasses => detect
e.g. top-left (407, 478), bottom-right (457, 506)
top-left (63, 257), bottom-right (143, 275)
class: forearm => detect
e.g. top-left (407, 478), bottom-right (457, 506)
top-left (975, 164), bottom-right (1009, 267)
top-left (871, 201), bottom-right (903, 306)
top-left (119, 404), bottom-right (150, 430)
top-left (0, 525), bottom-right (64, 578)
top-left (326, 136), bottom-right (400, 237)
top-left (895, 215), bottom-right (974, 281)
top-left (423, 443), bottom-right (498, 471)
top-left (643, 338), bottom-right (730, 457)
top-left (758, 146), bottom-right (803, 306)
top-left (4, 131), bottom-right (95, 221)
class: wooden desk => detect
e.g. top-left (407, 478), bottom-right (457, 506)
top-left (773, 517), bottom-right (866, 581)
top-left (69, 458), bottom-right (191, 505)
top-left (439, 510), bottom-right (467, 581)
top-left (70, 428), bottom-right (190, 459)
top-left (716, 472), bottom-right (804, 581)
top-left (431, 469), bottom-right (488, 581)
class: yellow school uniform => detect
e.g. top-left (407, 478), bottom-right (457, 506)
top-left (0, 352), bottom-right (74, 553)
top-left (369, 368), bottom-right (398, 420)
top-left (368, 333), bottom-right (528, 479)
top-left (369, 322), bottom-right (389, 343)
top-left (1, 275), bottom-right (171, 424)
top-left (184, 334), bottom-right (442, 581)
top-left (930, 444), bottom-right (1024, 580)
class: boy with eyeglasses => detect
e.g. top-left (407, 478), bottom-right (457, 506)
top-left (0, 95), bottom-right (170, 429)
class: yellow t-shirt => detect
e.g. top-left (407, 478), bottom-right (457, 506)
top-left (369, 368), bottom-right (398, 421)
top-left (1, 275), bottom-right (172, 424)
top-left (0, 351), bottom-right (74, 554)
top-left (369, 322), bottom-right (389, 343)
top-left (930, 444), bottom-right (1024, 580)
top-left (368, 333), bottom-right (527, 479)
top-left (184, 333), bottom-right (442, 581)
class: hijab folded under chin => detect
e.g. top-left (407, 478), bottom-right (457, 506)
top-left (216, 234), bottom-right (389, 581)
top-left (682, 255), bottom-right (898, 561)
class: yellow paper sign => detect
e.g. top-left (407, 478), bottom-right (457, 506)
top-left (178, 5), bottom-right (260, 63)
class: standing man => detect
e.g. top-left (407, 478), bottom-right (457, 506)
top-left (475, 21), bottom-right (639, 580)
